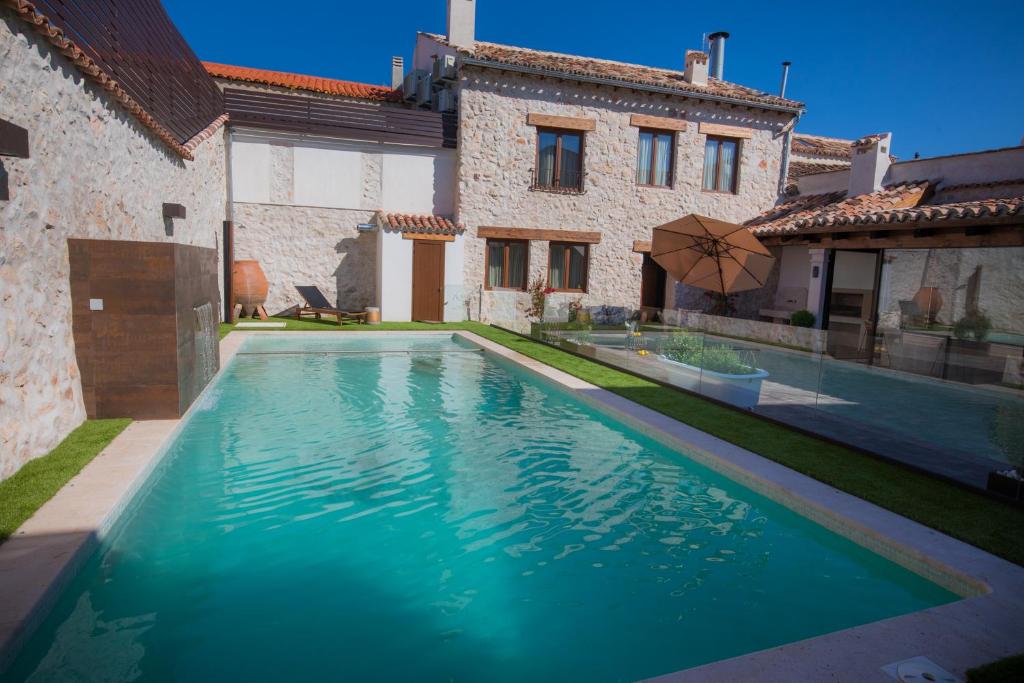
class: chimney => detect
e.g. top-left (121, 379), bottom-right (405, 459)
top-left (684, 50), bottom-right (708, 86)
top-left (446, 0), bottom-right (476, 49)
top-left (390, 56), bottom-right (404, 90)
top-left (849, 133), bottom-right (893, 196)
top-left (708, 31), bottom-right (729, 79)
top-left (779, 61), bottom-right (791, 97)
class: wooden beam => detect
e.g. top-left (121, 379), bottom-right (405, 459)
top-left (478, 226), bottom-right (602, 243)
top-left (632, 240), bottom-right (652, 253)
top-left (402, 232), bottom-right (454, 242)
top-left (526, 113), bottom-right (597, 132)
top-left (629, 114), bottom-right (687, 131)
top-left (698, 122), bottom-right (754, 139)
top-left (759, 225), bottom-right (1024, 250)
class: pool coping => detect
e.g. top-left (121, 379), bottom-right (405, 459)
top-left (0, 330), bottom-right (1020, 680)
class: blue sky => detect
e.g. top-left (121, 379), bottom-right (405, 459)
top-left (164, 0), bottom-right (1023, 159)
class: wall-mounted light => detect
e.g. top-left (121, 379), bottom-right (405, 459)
top-left (356, 223), bottom-right (377, 232)
top-left (163, 203), bottom-right (187, 219)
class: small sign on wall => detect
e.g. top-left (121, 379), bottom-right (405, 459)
top-left (89, 298), bottom-right (104, 311)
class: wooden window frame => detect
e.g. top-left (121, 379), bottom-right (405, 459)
top-left (636, 128), bottom-right (676, 189)
top-left (701, 135), bottom-right (741, 194)
top-left (483, 238), bottom-right (529, 291)
top-left (547, 241), bottom-right (590, 293)
top-left (533, 127), bottom-right (585, 193)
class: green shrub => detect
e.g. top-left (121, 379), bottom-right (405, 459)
top-left (790, 309), bottom-right (816, 328)
top-left (953, 311), bottom-right (992, 341)
top-left (660, 332), bottom-right (755, 375)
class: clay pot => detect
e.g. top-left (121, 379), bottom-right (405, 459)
top-left (912, 287), bottom-right (943, 322)
top-left (233, 260), bottom-right (268, 314)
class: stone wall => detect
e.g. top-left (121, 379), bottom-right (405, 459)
top-left (878, 247), bottom-right (1024, 335)
top-left (232, 203), bottom-right (377, 314)
top-left (455, 67), bottom-right (794, 326)
top-left (0, 11), bottom-right (227, 480)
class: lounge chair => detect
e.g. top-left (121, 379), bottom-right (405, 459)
top-left (294, 286), bottom-right (367, 325)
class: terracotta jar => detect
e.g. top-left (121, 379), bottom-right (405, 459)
top-left (233, 260), bottom-right (269, 315)
top-left (912, 287), bottom-right (944, 323)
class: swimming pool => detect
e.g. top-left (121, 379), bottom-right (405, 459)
top-left (3, 333), bottom-right (958, 682)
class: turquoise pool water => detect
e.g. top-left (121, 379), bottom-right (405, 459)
top-left (4, 334), bottom-right (957, 682)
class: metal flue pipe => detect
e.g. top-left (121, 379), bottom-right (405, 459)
top-left (779, 61), bottom-right (791, 97)
top-left (708, 32), bottom-right (729, 79)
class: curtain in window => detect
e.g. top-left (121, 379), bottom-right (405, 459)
top-left (507, 242), bottom-right (526, 289)
top-left (718, 139), bottom-right (737, 191)
top-left (567, 245), bottom-right (587, 290)
top-left (487, 241), bottom-right (504, 287)
top-left (653, 133), bottom-right (672, 186)
top-left (636, 131), bottom-right (653, 184)
top-left (559, 133), bottom-right (581, 188)
top-left (538, 131), bottom-right (557, 187)
top-left (549, 244), bottom-right (565, 288)
top-left (702, 139), bottom-right (718, 190)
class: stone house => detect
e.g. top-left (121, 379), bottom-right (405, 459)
top-left (746, 133), bottom-right (1024, 381)
top-left (413, 0), bottom-right (804, 327)
top-left (204, 62), bottom-right (464, 322)
top-left (0, 2), bottom-right (228, 478)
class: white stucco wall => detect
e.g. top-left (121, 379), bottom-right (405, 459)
top-left (832, 250), bottom-right (877, 290)
top-left (453, 65), bottom-right (794, 326)
top-left (0, 11), bottom-right (227, 479)
top-left (228, 130), bottom-right (458, 317)
top-left (377, 230), bottom-right (413, 321)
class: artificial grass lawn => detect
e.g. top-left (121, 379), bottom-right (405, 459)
top-left (967, 654), bottom-right (1024, 682)
top-left (223, 319), bottom-right (1024, 566)
top-left (0, 419), bottom-right (131, 542)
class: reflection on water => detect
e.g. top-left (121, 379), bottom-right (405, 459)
top-left (7, 336), bottom-right (956, 683)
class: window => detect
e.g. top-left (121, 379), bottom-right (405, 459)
top-left (702, 136), bottom-right (740, 193)
top-left (636, 129), bottom-right (674, 187)
top-left (548, 242), bottom-right (589, 291)
top-left (485, 239), bottom-right (529, 290)
top-left (535, 129), bottom-right (584, 191)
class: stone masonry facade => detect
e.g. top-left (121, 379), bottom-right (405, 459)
top-left (454, 67), bottom-right (795, 327)
top-left (0, 11), bottom-right (227, 479)
top-left (228, 133), bottom-right (384, 315)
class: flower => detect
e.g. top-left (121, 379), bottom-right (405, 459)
top-left (543, 287), bottom-right (556, 295)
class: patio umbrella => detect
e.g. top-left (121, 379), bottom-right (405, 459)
top-left (650, 214), bottom-right (774, 294)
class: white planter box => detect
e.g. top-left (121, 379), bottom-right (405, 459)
top-left (658, 356), bottom-right (769, 409)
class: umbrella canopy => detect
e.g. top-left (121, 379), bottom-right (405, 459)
top-left (650, 214), bottom-right (774, 294)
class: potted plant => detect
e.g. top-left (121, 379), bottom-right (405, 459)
top-left (657, 331), bottom-right (769, 409)
top-left (987, 404), bottom-right (1024, 500)
top-left (524, 276), bottom-right (555, 339)
top-left (568, 297), bottom-right (590, 324)
top-left (790, 309), bottom-right (816, 328)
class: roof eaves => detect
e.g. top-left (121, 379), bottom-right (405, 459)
top-left (459, 56), bottom-right (805, 115)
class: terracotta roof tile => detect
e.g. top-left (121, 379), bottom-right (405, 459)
top-left (428, 35), bottom-right (803, 111)
top-left (791, 133), bottom-right (853, 159)
top-left (747, 181), bottom-right (1024, 236)
top-left (203, 62), bottom-right (400, 102)
top-left (378, 213), bottom-right (464, 235)
top-left (787, 160), bottom-right (848, 179)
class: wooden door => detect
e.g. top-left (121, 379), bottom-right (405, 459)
top-left (640, 253), bottom-right (667, 309)
top-left (411, 240), bottom-right (445, 321)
